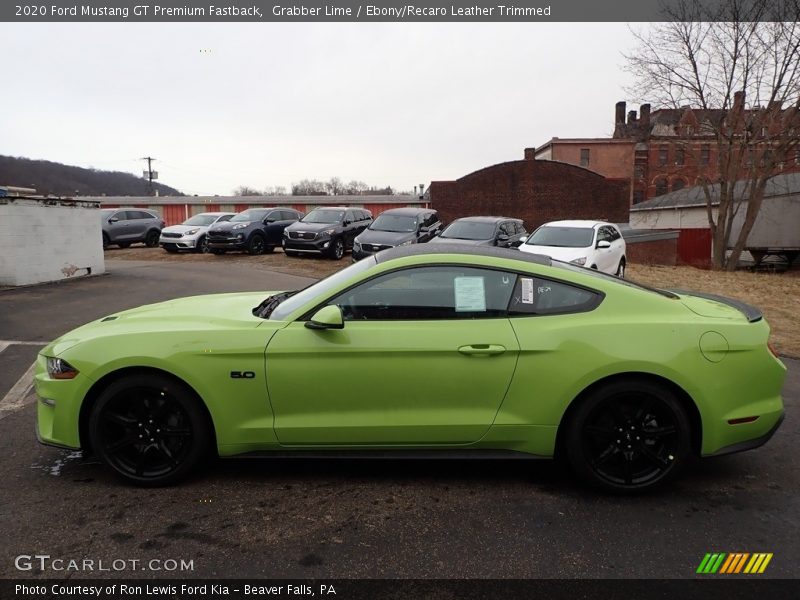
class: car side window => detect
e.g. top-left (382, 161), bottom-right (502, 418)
top-left (508, 276), bottom-right (600, 316)
top-left (326, 266), bottom-right (517, 321)
top-left (217, 215), bottom-right (233, 222)
top-left (515, 222), bottom-right (527, 236)
top-left (344, 210), bottom-right (355, 224)
top-left (110, 211), bottom-right (127, 221)
top-left (424, 213), bottom-right (438, 228)
top-left (499, 222), bottom-right (514, 236)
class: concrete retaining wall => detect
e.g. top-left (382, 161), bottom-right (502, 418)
top-left (0, 198), bottom-right (105, 286)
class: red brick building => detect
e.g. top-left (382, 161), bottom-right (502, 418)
top-left (531, 96), bottom-right (800, 204)
top-left (429, 159), bottom-right (630, 230)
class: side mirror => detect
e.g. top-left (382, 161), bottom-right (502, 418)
top-left (419, 226), bottom-right (430, 234)
top-left (305, 305), bottom-right (344, 330)
top-left (596, 240), bottom-right (612, 249)
top-left (265, 218), bottom-right (276, 223)
top-left (509, 239), bottom-right (524, 248)
top-left (108, 218), bottom-right (118, 224)
top-left (343, 220), bottom-right (351, 226)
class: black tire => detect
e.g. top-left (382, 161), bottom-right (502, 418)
top-left (211, 248), bottom-right (226, 255)
top-left (616, 258), bottom-right (626, 278)
top-left (102, 233), bottom-right (110, 250)
top-left (564, 379), bottom-right (691, 493)
top-left (247, 235), bottom-right (265, 255)
top-left (88, 373), bottom-right (212, 486)
top-left (145, 230), bottom-right (160, 248)
top-left (330, 237), bottom-right (344, 260)
top-left (118, 242), bottom-right (131, 249)
top-left (196, 236), bottom-right (209, 254)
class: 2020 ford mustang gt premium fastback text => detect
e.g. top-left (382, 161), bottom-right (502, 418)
top-left (35, 246), bottom-right (785, 492)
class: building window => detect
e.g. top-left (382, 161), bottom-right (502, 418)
top-left (658, 145), bottom-right (668, 166)
top-left (634, 163), bottom-right (645, 179)
top-left (700, 144), bottom-right (710, 165)
top-left (671, 179), bottom-right (686, 192)
top-left (655, 178), bottom-right (668, 196)
top-left (675, 146), bottom-right (685, 165)
top-left (795, 148), bottom-right (800, 165)
top-left (580, 148), bottom-right (590, 167)
top-left (633, 190), bottom-right (645, 204)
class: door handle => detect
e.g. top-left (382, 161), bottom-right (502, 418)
top-left (458, 344), bottom-right (506, 356)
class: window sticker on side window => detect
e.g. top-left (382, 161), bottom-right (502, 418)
top-left (454, 277), bottom-right (486, 312)
top-left (521, 278), bottom-right (534, 304)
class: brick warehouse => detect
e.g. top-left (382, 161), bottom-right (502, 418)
top-left (428, 159), bottom-right (630, 230)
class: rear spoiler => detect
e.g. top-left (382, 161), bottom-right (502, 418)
top-left (669, 290), bottom-right (763, 323)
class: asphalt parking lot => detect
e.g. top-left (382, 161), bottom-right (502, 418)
top-left (0, 258), bottom-right (797, 579)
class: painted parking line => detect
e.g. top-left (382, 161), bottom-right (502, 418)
top-left (0, 340), bottom-right (48, 348)
top-left (0, 361), bottom-right (38, 420)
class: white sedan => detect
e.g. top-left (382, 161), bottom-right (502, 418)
top-left (518, 220), bottom-right (627, 277)
top-left (159, 212), bottom-right (235, 254)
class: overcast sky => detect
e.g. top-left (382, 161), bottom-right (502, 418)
top-left (3, 23), bottom-right (639, 195)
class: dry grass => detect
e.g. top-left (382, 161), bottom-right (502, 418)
top-left (108, 247), bottom-right (800, 357)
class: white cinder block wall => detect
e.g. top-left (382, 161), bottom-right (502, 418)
top-left (0, 198), bottom-right (105, 286)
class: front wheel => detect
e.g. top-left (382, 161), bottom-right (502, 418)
top-left (247, 235), bottom-right (265, 255)
top-left (330, 238), bottom-right (344, 260)
top-left (88, 374), bottom-right (212, 486)
top-left (564, 379), bottom-right (691, 493)
top-left (145, 230), bottom-right (160, 248)
top-left (196, 236), bottom-right (210, 254)
top-left (616, 258), bottom-right (626, 278)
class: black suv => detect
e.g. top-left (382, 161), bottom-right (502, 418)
top-left (207, 207), bottom-right (302, 255)
top-left (283, 207), bottom-right (372, 260)
top-left (429, 216), bottom-right (528, 248)
top-left (352, 207), bottom-right (442, 261)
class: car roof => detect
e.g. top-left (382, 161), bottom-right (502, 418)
top-left (377, 207), bottom-right (434, 216)
top-left (308, 206), bottom-right (350, 211)
top-left (199, 212), bottom-right (236, 216)
top-left (376, 243), bottom-right (551, 266)
top-left (538, 220), bottom-right (615, 228)
top-left (449, 216), bottom-right (521, 224)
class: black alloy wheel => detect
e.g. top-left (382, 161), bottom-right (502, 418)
top-left (89, 374), bottom-right (211, 486)
top-left (331, 238), bottom-right (344, 260)
top-left (247, 235), bottom-right (265, 255)
top-left (145, 230), bottom-right (160, 247)
top-left (565, 380), bottom-right (691, 492)
top-left (616, 258), bottom-right (626, 278)
top-left (197, 236), bottom-right (209, 254)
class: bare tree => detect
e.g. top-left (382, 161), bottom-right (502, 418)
top-left (343, 180), bottom-right (368, 195)
top-left (325, 177), bottom-right (345, 195)
top-left (232, 185), bottom-right (262, 197)
top-left (291, 179), bottom-right (327, 195)
top-left (625, 0), bottom-right (800, 269)
top-left (262, 185), bottom-right (287, 196)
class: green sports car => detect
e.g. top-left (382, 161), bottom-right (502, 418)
top-left (35, 245), bottom-right (786, 492)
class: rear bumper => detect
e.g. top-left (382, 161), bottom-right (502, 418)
top-left (705, 411), bottom-right (785, 457)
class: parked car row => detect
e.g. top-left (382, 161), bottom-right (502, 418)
top-left (101, 205), bottom-right (627, 276)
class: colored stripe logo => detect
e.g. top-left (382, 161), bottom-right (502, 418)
top-left (697, 552), bottom-right (773, 574)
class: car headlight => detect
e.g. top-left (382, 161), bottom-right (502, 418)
top-left (184, 228), bottom-right (199, 236)
top-left (398, 240), bottom-right (414, 246)
top-left (46, 357), bottom-right (79, 380)
top-left (232, 222), bottom-right (249, 230)
top-left (283, 229), bottom-right (291, 237)
top-left (353, 241), bottom-right (361, 249)
top-left (236, 233), bottom-right (244, 240)
top-left (570, 257), bottom-right (588, 266)
top-left (320, 228), bottom-right (336, 236)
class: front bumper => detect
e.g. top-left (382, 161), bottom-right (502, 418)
top-left (160, 235), bottom-right (201, 250)
top-left (208, 235), bottom-right (247, 250)
top-left (34, 354), bottom-right (84, 450)
top-left (282, 237), bottom-right (332, 254)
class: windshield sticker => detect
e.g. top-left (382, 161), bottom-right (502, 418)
top-left (454, 277), bottom-right (486, 312)
top-left (521, 278), bottom-right (535, 304)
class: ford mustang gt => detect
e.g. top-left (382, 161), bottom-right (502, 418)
top-left (35, 245), bottom-right (786, 492)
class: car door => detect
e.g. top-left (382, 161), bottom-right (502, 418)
top-left (596, 226), bottom-right (617, 272)
top-left (262, 210), bottom-right (282, 245)
top-left (342, 209), bottom-right (358, 247)
top-left (128, 211), bottom-right (151, 241)
top-left (107, 210), bottom-right (132, 242)
top-left (265, 265), bottom-right (521, 446)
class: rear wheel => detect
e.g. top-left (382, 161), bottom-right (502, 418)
top-left (88, 374), bottom-right (212, 486)
top-left (564, 379), bottom-right (691, 493)
top-left (145, 230), bottom-right (160, 248)
top-left (616, 258), bottom-right (626, 278)
top-left (247, 235), bottom-right (265, 255)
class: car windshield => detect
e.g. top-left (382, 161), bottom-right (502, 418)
top-left (183, 214), bottom-right (219, 226)
top-left (267, 257), bottom-right (376, 320)
top-left (231, 210), bottom-right (268, 222)
top-left (302, 209), bottom-right (344, 224)
top-left (369, 214), bottom-right (417, 232)
top-left (526, 226), bottom-right (595, 248)
top-left (552, 260), bottom-right (678, 298)
top-left (440, 221), bottom-right (495, 240)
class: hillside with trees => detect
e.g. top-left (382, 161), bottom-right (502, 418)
top-left (0, 155), bottom-right (182, 197)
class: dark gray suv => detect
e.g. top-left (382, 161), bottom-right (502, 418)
top-left (101, 208), bottom-right (165, 249)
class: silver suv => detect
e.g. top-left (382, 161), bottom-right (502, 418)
top-left (101, 208), bottom-right (165, 249)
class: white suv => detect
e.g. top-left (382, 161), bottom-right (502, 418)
top-left (519, 220), bottom-right (627, 277)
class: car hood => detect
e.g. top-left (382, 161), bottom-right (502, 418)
top-left (162, 224), bottom-right (209, 234)
top-left (357, 230), bottom-right (415, 245)
top-left (519, 244), bottom-right (591, 262)
top-left (429, 236), bottom-right (494, 246)
top-left (287, 222), bottom-right (338, 233)
top-left (44, 292), bottom-right (282, 356)
top-left (210, 221), bottom-right (251, 232)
